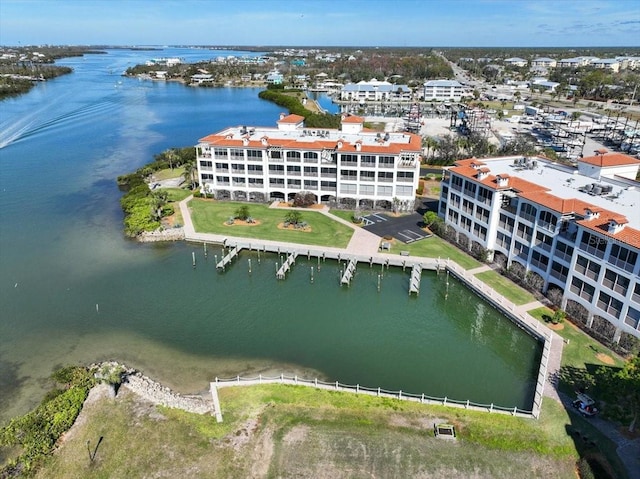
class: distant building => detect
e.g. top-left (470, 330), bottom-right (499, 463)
top-left (423, 80), bottom-right (465, 101)
top-left (591, 58), bottom-right (621, 73)
top-left (504, 57), bottom-right (527, 67)
top-left (266, 70), bottom-right (284, 85)
top-left (531, 57), bottom-right (557, 68)
top-left (340, 79), bottom-right (412, 102)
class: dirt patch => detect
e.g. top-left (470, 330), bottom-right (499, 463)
top-left (307, 204), bottom-right (325, 210)
top-left (277, 222), bottom-right (312, 232)
top-left (548, 323), bottom-right (565, 331)
top-left (222, 219), bottom-right (262, 227)
top-left (596, 353), bottom-right (615, 365)
top-left (283, 425), bottom-right (310, 444)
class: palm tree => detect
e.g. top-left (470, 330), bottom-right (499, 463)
top-left (183, 160), bottom-right (197, 190)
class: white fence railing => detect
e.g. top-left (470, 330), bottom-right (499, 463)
top-left (212, 374), bottom-right (535, 419)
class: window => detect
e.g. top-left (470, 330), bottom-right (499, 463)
top-left (463, 180), bottom-right (477, 197)
top-left (575, 255), bottom-right (601, 280)
top-left (496, 232), bottom-right (510, 249)
top-left (320, 167), bottom-right (336, 177)
top-left (304, 151), bottom-right (318, 162)
top-left (247, 149), bottom-right (262, 159)
top-left (448, 210), bottom-right (459, 223)
top-left (516, 222), bottom-right (533, 242)
top-left (248, 177), bottom-right (263, 186)
top-left (633, 283), bottom-right (640, 304)
top-left (580, 231), bottom-right (607, 259)
top-left (535, 231), bottom-right (553, 252)
top-left (215, 162), bottom-right (229, 172)
top-left (201, 173), bottom-right (214, 181)
top-left (287, 179), bottom-right (301, 187)
top-left (360, 155), bottom-right (376, 167)
top-left (321, 180), bottom-right (336, 190)
top-left (247, 164), bottom-right (263, 174)
top-left (340, 169), bottom-right (357, 180)
top-left (377, 171), bottom-right (394, 182)
top-left (513, 241), bottom-right (529, 261)
top-left (538, 210), bottom-right (557, 231)
top-left (216, 176), bottom-right (230, 184)
top-left (213, 147), bottom-right (227, 159)
top-left (462, 199), bottom-right (474, 214)
top-left (570, 277), bottom-right (595, 301)
top-left (531, 251), bottom-right (549, 271)
top-left (520, 203), bottom-right (537, 222)
top-left (396, 185), bottom-right (414, 196)
top-left (232, 177), bottom-right (245, 186)
top-left (609, 244), bottom-right (638, 273)
top-left (378, 156), bottom-right (394, 168)
top-left (229, 148), bottom-right (244, 160)
top-left (287, 165), bottom-right (301, 175)
top-left (360, 170), bottom-right (375, 182)
top-left (625, 307), bottom-right (640, 329)
top-left (269, 165), bottom-right (284, 174)
top-left (478, 186), bottom-right (493, 205)
top-left (304, 180), bottom-right (318, 190)
top-left (340, 183), bottom-right (357, 194)
top-left (377, 185), bottom-right (392, 196)
top-left (498, 213), bottom-right (514, 231)
top-left (603, 269), bottom-right (630, 296)
top-left (475, 206), bottom-right (490, 223)
top-left (303, 166), bottom-right (318, 176)
top-left (269, 178), bottom-right (284, 186)
top-left (199, 160), bottom-right (213, 170)
top-left (554, 241), bottom-right (574, 263)
top-left (460, 215), bottom-right (472, 232)
top-left (360, 184), bottom-right (374, 195)
top-left (286, 151), bottom-right (301, 161)
top-left (231, 163), bottom-right (245, 173)
top-left (473, 222), bottom-right (487, 240)
top-left (450, 193), bottom-right (461, 209)
top-left (451, 175), bottom-right (463, 191)
top-left (270, 149), bottom-right (282, 159)
top-left (597, 291), bottom-right (623, 318)
top-left (397, 171), bottom-right (414, 182)
top-left (551, 261), bottom-right (569, 281)
top-left (340, 154), bottom-right (358, 165)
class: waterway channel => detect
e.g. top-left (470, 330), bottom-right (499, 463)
top-left (0, 47), bottom-right (541, 424)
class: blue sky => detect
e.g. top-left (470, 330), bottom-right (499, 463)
top-left (0, 0), bottom-right (638, 47)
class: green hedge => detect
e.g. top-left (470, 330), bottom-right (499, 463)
top-left (258, 90), bottom-right (341, 128)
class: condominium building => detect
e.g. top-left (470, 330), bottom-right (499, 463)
top-left (340, 79), bottom-right (412, 102)
top-left (438, 153), bottom-right (640, 342)
top-left (196, 113), bottom-right (422, 212)
top-left (423, 80), bottom-right (465, 102)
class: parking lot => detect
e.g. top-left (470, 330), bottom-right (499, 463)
top-left (361, 211), bottom-right (431, 244)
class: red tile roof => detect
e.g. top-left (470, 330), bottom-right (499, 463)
top-left (577, 218), bottom-right (640, 249)
top-left (277, 114), bottom-right (306, 124)
top-left (579, 152), bottom-right (640, 168)
top-left (341, 114), bottom-right (365, 123)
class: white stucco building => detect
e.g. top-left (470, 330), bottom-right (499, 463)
top-left (423, 80), bottom-right (465, 101)
top-left (438, 153), bottom-right (640, 343)
top-left (196, 113), bottom-right (422, 212)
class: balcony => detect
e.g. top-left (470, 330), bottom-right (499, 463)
top-left (216, 168), bottom-right (230, 173)
top-left (231, 169), bottom-right (245, 174)
top-left (397, 177), bottom-right (414, 183)
top-left (287, 171), bottom-right (301, 176)
top-left (550, 269), bottom-right (567, 282)
top-left (608, 257), bottom-right (635, 273)
top-left (580, 243), bottom-right (606, 259)
top-left (340, 161), bottom-right (358, 167)
top-left (597, 301), bottom-right (621, 319)
top-left (602, 279), bottom-right (628, 296)
top-left (340, 175), bottom-right (357, 181)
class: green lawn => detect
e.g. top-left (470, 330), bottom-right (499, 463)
top-left (34, 384), bottom-right (583, 479)
top-left (388, 235), bottom-right (481, 270)
top-left (474, 270), bottom-right (536, 305)
top-left (527, 307), bottom-right (625, 371)
top-left (153, 166), bottom-right (185, 181)
top-left (189, 199), bottom-right (354, 248)
top-left (327, 209), bottom-right (360, 224)
top-left (163, 188), bottom-right (192, 202)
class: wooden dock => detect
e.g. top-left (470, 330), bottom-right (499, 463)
top-left (276, 252), bottom-right (298, 279)
top-left (409, 264), bottom-right (422, 295)
top-left (341, 258), bottom-right (357, 285)
top-left (216, 246), bottom-right (240, 270)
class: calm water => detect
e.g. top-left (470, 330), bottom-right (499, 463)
top-left (0, 48), bottom-right (540, 423)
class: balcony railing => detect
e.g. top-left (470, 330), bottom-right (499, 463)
top-left (550, 269), bottom-right (567, 282)
top-left (570, 285), bottom-right (594, 302)
top-left (602, 279), bottom-right (628, 296)
top-left (580, 243), bottom-right (606, 259)
top-left (608, 257), bottom-right (636, 273)
top-left (597, 301), bottom-right (621, 318)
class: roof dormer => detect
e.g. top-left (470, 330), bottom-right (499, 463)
top-left (355, 140), bottom-right (362, 151)
top-left (584, 207), bottom-right (601, 221)
top-left (496, 174), bottom-right (509, 187)
top-left (608, 216), bottom-right (628, 234)
top-left (261, 136), bottom-right (269, 146)
top-left (477, 167), bottom-right (490, 180)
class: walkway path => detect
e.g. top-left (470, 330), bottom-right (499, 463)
top-left (178, 196), bottom-right (639, 479)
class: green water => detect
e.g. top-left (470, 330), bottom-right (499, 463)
top-left (0, 48), bottom-right (541, 424)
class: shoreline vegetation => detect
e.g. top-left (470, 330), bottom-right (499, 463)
top-left (0, 362), bottom-right (614, 479)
